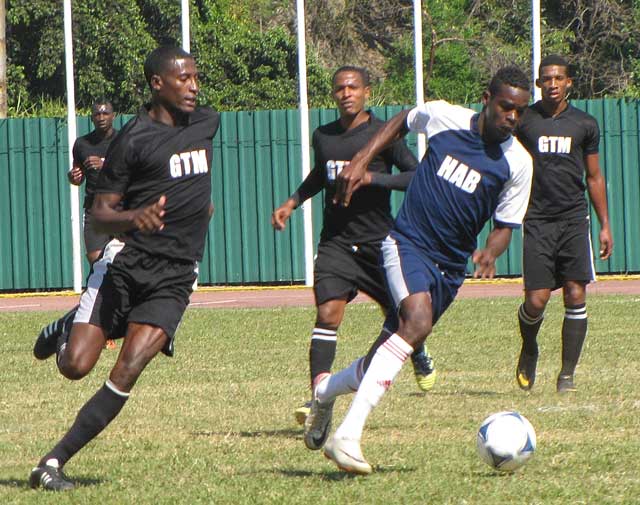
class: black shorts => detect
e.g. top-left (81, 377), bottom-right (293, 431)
top-left (522, 217), bottom-right (595, 291)
top-left (83, 208), bottom-right (110, 254)
top-left (78, 245), bottom-right (197, 356)
top-left (313, 239), bottom-right (391, 310)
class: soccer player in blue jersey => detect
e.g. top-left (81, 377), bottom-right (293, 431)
top-left (304, 66), bottom-right (533, 474)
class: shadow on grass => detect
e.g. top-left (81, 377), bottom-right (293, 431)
top-left (408, 390), bottom-right (503, 398)
top-left (0, 475), bottom-right (104, 490)
top-left (191, 428), bottom-right (302, 438)
top-left (278, 465), bottom-right (415, 480)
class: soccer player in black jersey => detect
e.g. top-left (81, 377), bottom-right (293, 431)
top-left (70, 99), bottom-right (118, 264)
top-left (514, 54), bottom-right (613, 394)
top-left (29, 46), bottom-right (220, 491)
top-left (271, 66), bottom-right (436, 436)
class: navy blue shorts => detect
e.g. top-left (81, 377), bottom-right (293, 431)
top-left (380, 234), bottom-right (465, 331)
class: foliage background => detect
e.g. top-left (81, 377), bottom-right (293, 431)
top-left (6, 0), bottom-right (640, 116)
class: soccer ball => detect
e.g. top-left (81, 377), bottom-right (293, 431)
top-left (476, 411), bottom-right (536, 472)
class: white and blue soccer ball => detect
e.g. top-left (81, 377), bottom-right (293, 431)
top-left (476, 411), bottom-right (536, 472)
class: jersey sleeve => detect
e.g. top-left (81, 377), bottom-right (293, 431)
top-left (583, 116), bottom-right (600, 155)
top-left (493, 144), bottom-right (533, 228)
top-left (406, 102), bottom-right (437, 134)
top-left (71, 139), bottom-right (83, 170)
top-left (95, 131), bottom-right (136, 195)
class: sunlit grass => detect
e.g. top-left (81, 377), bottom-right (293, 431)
top-left (1, 294), bottom-right (639, 504)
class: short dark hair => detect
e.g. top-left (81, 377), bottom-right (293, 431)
top-left (91, 98), bottom-right (113, 113)
top-left (488, 66), bottom-right (530, 96)
top-left (332, 66), bottom-right (370, 87)
top-left (538, 54), bottom-right (570, 76)
top-left (144, 46), bottom-right (193, 88)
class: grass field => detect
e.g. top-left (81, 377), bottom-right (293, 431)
top-left (1, 294), bottom-right (639, 504)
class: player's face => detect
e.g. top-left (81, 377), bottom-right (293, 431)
top-left (332, 71), bottom-right (370, 117)
top-left (482, 84), bottom-right (530, 143)
top-left (537, 65), bottom-right (572, 105)
top-left (91, 104), bottom-right (114, 133)
top-left (156, 57), bottom-right (199, 113)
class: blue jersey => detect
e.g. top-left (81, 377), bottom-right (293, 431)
top-left (392, 100), bottom-right (532, 272)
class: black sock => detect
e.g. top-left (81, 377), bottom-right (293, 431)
top-left (363, 327), bottom-right (393, 372)
top-left (309, 326), bottom-right (337, 385)
top-left (561, 303), bottom-right (587, 376)
top-left (518, 303), bottom-right (543, 355)
top-left (40, 381), bottom-right (129, 468)
top-left (411, 344), bottom-right (427, 361)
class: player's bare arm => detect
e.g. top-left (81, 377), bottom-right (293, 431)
top-left (271, 198), bottom-right (296, 231)
top-left (584, 153), bottom-right (613, 259)
top-left (472, 226), bottom-right (513, 279)
top-left (92, 193), bottom-right (166, 234)
top-left (67, 163), bottom-right (84, 185)
top-left (335, 109), bottom-right (411, 207)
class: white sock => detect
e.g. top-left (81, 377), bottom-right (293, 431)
top-left (316, 358), bottom-right (365, 403)
top-left (334, 333), bottom-right (413, 441)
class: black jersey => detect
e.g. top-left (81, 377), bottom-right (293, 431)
top-left (300, 113), bottom-right (417, 244)
top-left (95, 105), bottom-right (220, 262)
top-left (72, 129), bottom-right (118, 209)
top-left (516, 102), bottom-right (600, 220)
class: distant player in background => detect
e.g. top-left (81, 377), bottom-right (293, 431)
top-left (514, 54), bottom-right (613, 393)
top-left (69, 98), bottom-right (118, 264)
top-left (308, 66), bottom-right (533, 474)
top-left (37, 99), bottom-right (119, 352)
top-left (29, 45), bottom-right (220, 491)
top-left (272, 66), bottom-right (436, 430)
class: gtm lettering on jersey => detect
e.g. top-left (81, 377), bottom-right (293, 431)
top-left (169, 149), bottom-right (209, 178)
top-left (436, 155), bottom-right (481, 194)
top-left (538, 136), bottom-right (571, 154)
top-left (326, 160), bottom-right (349, 182)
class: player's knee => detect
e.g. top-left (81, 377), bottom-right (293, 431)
top-left (59, 353), bottom-right (93, 380)
top-left (525, 294), bottom-right (549, 315)
top-left (316, 304), bottom-right (344, 329)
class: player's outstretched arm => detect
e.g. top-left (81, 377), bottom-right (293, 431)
top-left (92, 193), bottom-right (166, 234)
top-left (471, 226), bottom-right (513, 279)
top-left (584, 153), bottom-right (613, 260)
top-left (335, 109), bottom-right (411, 207)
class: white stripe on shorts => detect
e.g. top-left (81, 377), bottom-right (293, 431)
top-left (381, 235), bottom-right (409, 309)
top-left (75, 239), bottom-right (125, 324)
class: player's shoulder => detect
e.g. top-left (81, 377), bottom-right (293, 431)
top-left (565, 103), bottom-right (599, 128)
top-left (501, 135), bottom-right (533, 172)
top-left (315, 118), bottom-right (342, 136)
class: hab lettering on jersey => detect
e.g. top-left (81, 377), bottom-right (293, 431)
top-left (169, 149), bottom-right (209, 178)
top-left (326, 160), bottom-right (349, 182)
top-left (538, 136), bottom-right (572, 154)
top-left (436, 155), bottom-right (482, 194)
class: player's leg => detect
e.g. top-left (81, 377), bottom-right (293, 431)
top-left (356, 241), bottom-right (437, 392)
top-left (556, 217), bottom-right (594, 392)
top-left (34, 239), bottom-right (123, 362)
top-left (83, 210), bottom-right (118, 350)
top-left (557, 281), bottom-right (587, 392)
top-left (517, 288), bottom-right (550, 390)
top-left (324, 237), bottom-right (461, 473)
top-left (324, 292), bottom-right (432, 474)
top-left (517, 220), bottom-right (556, 390)
top-left (296, 242), bottom-right (355, 425)
top-left (30, 323), bottom-right (166, 491)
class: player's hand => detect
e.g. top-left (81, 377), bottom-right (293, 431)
top-left (471, 249), bottom-right (497, 279)
top-left (67, 166), bottom-right (84, 185)
top-left (83, 156), bottom-right (104, 171)
top-left (134, 195), bottom-right (166, 234)
top-left (334, 158), bottom-right (367, 207)
top-left (599, 226), bottom-right (613, 260)
top-left (271, 199), bottom-right (296, 231)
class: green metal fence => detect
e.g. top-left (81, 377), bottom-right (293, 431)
top-left (0, 99), bottom-right (638, 291)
